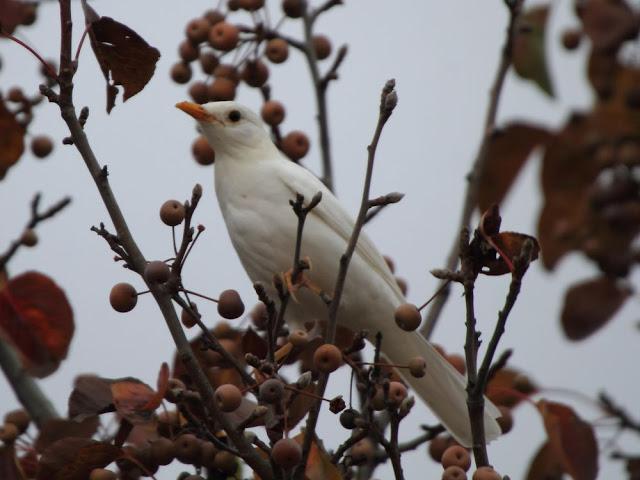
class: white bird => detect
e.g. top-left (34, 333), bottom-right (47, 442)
top-left (176, 100), bottom-right (502, 446)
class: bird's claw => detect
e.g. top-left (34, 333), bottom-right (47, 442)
top-left (281, 257), bottom-right (323, 302)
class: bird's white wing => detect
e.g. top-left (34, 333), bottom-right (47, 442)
top-left (275, 158), bottom-right (404, 303)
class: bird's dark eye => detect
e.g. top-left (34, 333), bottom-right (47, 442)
top-left (228, 110), bottom-right (241, 122)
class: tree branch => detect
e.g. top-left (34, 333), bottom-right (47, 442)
top-left (420, 0), bottom-right (524, 339)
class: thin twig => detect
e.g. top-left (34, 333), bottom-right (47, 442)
top-left (297, 81), bottom-right (398, 480)
top-left (0, 30), bottom-right (59, 79)
top-left (420, 0), bottom-right (524, 339)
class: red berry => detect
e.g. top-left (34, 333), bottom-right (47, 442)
top-left (149, 437), bottom-right (175, 466)
top-left (394, 303), bottom-right (421, 331)
top-left (313, 343), bottom-right (342, 373)
top-left (561, 29), bottom-right (582, 51)
top-left (265, 38), bottom-right (289, 64)
top-left (31, 135), bottom-right (54, 158)
top-left (214, 450), bottom-right (237, 474)
top-left (185, 18), bottom-right (210, 44)
top-left (208, 77), bottom-right (236, 101)
top-left (388, 381), bottom-right (408, 406)
top-left (214, 64), bottom-right (239, 83)
top-left (0, 423), bottom-right (19, 442)
top-left (204, 10), bottom-right (225, 25)
top-left (350, 438), bottom-right (374, 464)
top-left (272, 438), bottom-right (302, 469)
top-left (288, 329), bottom-right (309, 347)
top-left (281, 131), bottom-right (310, 161)
top-left (109, 283), bottom-right (137, 313)
top-left (192, 136), bottom-right (215, 165)
top-left (181, 303), bottom-right (199, 328)
top-left (241, 59), bottom-right (269, 87)
top-left (496, 405), bottom-right (513, 434)
top-left (442, 465), bottom-right (468, 480)
top-left (4, 410), bottom-right (30, 434)
top-left (208, 22), bottom-right (239, 51)
top-left (250, 302), bottom-right (269, 330)
top-left (199, 441), bottom-right (218, 469)
top-left (199, 51), bottom-right (219, 74)
top-left (89, 469), bottom-right (117, 480)
top-left (472, 466), bottom-right (501, 480)
top-left (441, 445), bottom-right (471, 471)
top-left (189, 81), bottom-right (209, 104)
top-left (259, 378), bottom-right (285, 403)
top-left (179, 40), bottom-right (199, 62)
top-left (144, 260), bottom-right (171, 284)
top-left (408, 356), bottom-right (426, 378)
top-left (170, 62), bottom-right (192, 84)
top-left (428, 435), bottom-right (455, 463)
top-left (215, 384), bottom-right (243, 412)
top-left (159, 199), bottom-right (186, 226)
top-left (312, 35), bottom-right (332, 60)
top-left (174, 433), bottom-right (202, 464)
top-left (282, 0), bottom-right (304, 18)
top-left (20, 229), bottom-right (38, 247)
top-left (239, 0), bottom-right (265, 10)
top-left (261, 100), bottom-right (286, 126)
top-left (7, 87), bottom-right (25, 103)
top-left (217, 289), bottom-right (245, 319)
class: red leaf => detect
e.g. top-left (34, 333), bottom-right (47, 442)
top-left (0, 271), bottom-right (74, 377)
top-left (537, 400), bottom-right (599, 480)
top-left (34, 417), bottom-right (100, 453)
top-left (0, 98), bottom-right (25, 179)
top-left (68, 375), bottom-right (115, 420)
top-left (111, 363), bottom-right (169, 423)
top-left (486, 367), bottom-right (537, 408)
top-left (81, 0), bottom-right (160, 113)
top-left (525, 441), bottom-right (565, 480)
top-left (478, 123), bottom-right (551, 212)
top-left (36, 438), bottom-right (121, 480)
top-left (561, 276), bottom-right (632, 341)
top-left (292, 432), bottom-right (341, 480)
top-left (142, 362), bottom-right (169, 410)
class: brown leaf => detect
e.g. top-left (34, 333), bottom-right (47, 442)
top-left (581, 0), bottom-right (638, 53)
top-left (538, 400), bottom-right (598, 480)
top-left (286, 384), bottom-right (317, 428)
top-left (111, 369), bottom-right (164, 425)
top-left (478, 123), bottom-right (551, 212)
top-left (486, 367), bottom-right (537, 408)
top-left (0, 271), bottom-right (74, 377)
top-left (525, 441), bottom-right (565, 480)
top-left (0, 0), bottom-right (35, 35)
top-left (0, 445), bottom-right (27, 480)
top-left (36, 438), bottom-right (121, 480)
top-left (0, 98), bottom-right (25, 179)
top-left (561, 276), bottom-right (632, 340)
top-left (242, 327), bottom-right (268, 358)
top-left (292, 432), bottom-right (342, 480)
top-left (34, 417), bottom-right (100, 453)
top-left (68, 375), bottom-right (115, 420)
top-left (513, 5), bottom-right (554, 97)
top-left (80, 0), bottom-right (160, 113)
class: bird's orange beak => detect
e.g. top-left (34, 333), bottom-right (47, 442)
top-left (175, 101), bottom-right (218, 123)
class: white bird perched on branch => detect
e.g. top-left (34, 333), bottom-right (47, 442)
top-left (176, 99), bottom-right (502, 447)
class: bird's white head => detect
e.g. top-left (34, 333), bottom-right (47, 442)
top-left (176, 101), bottom-right (276, 160)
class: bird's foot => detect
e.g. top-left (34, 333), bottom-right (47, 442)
top-left (281, 257), bottom-right (324, 302)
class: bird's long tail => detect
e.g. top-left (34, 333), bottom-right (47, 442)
top-left (379, 324), bottom-right (502, 447)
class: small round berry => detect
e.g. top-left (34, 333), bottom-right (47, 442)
top-left (199, 441), bottom-right (218, 469)
top-left (259, 378), bottom-right (285, 403)
top-left (288, 329), bottom-right (309, 347)
top-left (312, 35), bottom-right (332, 60)
top-left (313, 343), bottom-right (342, 373)
top-left (160, 199), bottom-right (186, 226)
top-left (265, 38), bottom-right (289, 64)
top-left (20, 229), bottom-right (38, 247)
top-left (561, 29), bottom-right (582, 51)
top-left (250, 302), bottom-right (268, 330)
top-left (192, 136), bottom-right (215, 165)
top-left (89, 469), bottom-right (117, 480)
top-left (174, 433), bottom-right (202, 464)
top-left (339, 408), bottom-right (359, 429)
top-left (442, 465), bottom-right (467, 480)
top-left (4, 410), bottom-right (30, 434)
top-left (261, 100), bottom-right (286, 126)
top-left (208, 22), bottom-right (239, 51)
top-left (179, 40), bottom-right (199, 62)
top-left (204, 9), bottom-right (225, 25)
top-left (164, 377), bottom-right (186, 403)
top-left (215, 384), bottom-right (243, 412)
top-left (447, 354), bottom-right (466, 375)
top-left (472, 466), bottom-right (501, 480)
top-left (170, 62), bottom-right (192, 84)
top-left (213, 64), bottom-right (239, 83)
top-left (217, 289), bottom-right (245, 319)
top-left (282, 0), bottom-right (304, 18)
top-left (185, 18), bottom-right (210, 44)
top-left (189, 81), bottom-right (209, 104)
top-left (350, 438), bottom-right (374, 464)
top-left (241, 59), bottom-right (269, 87)
top-left (441, 445), bottom-right (471, 471)
top-left (199, 51), bottom-right (219, 74)
top-left (214, 450), bottom-right (237, 474)
top-left (272, 438), bottom-right (302, 469)
top-left (281, 131), bottom-right (310, 161)
top-left (513, 373), bottom-right (535, 394)
top-left (0, 423), bottom-right (19, 443)
top-left (207, 77), bottom-right (236, 101)
top-left (408, 356), bottom-right (426, 378)
top-left (396, 277), bottom-right (408, 295)
top-left (239, 0), bottom-right (264, 10)
top-left (181, 303), bottom-right (199, 328)
top-left (20, 4), bottom-right (37, 26)
top-left (31, 135), bottom-right (54, 158)
top-left (388, 381), bottom-right (408, 406)
top-left (496, 405), bottom-right (513, 434)
top-left (428, 435), bottom-right (454, 463)
top-left (371, 387), bottom-right (386, 411)
top-left (227, 0), bottom-right (241, 10)
top-left (156, 410), bottom-right (180, 437)
top-left (394, 303), bottom-right (421, 331)
top-left (109, 283), bottom-right (138, 313)
top-left (7, 87), bottom-right (25, 103)
top-left (144, 260), bottom-right (171, 284)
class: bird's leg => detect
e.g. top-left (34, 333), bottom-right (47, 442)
top-left (281, 256), bottom-right (325, 301)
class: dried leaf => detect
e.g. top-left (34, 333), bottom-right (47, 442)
top-left (478, 123), bottom-right (551, 212)
top-left (561, 276), bottom-right (632, 340)
top-left (525, 441), bottom-right (565, 480)
top-left (581, 0), bottom-right (638, 52)
top-left (513, 5), bottom-right (554, 97)
top-left (68, 375), bottom-right (115, 420)
top-left (538, 400), bottom-right (598, 480)
top-left (286, 384), bottom-right (317, 428)
top-left (36, 438), bottom-right (121, 480)
top-left (242, 327), bottom-right (268, 359)
top-left (80, 0), bottom-right (160, 113)
top-left (292, 432), bottom-right (342, 480)
top-left (486, 367), bottom-right (537, 408)
top-left (0, 98), bottom-right (25, 179)
top-left (0, 445), bottom-right (27, 480)
top-left (34, 417), bottom-right (100, 453)
top-left (0, 0), bottom-right (35, 35)
top-left (0, 271), bottom-right (74, 377)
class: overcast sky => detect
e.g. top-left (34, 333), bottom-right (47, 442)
top-left (1, 1), bottom-right (638, 478)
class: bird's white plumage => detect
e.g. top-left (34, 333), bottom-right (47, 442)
top-left (181, 100), bottom-right (502, 446)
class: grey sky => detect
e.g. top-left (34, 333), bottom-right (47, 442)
top-left (1, 1), bottom-right (638, 478)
